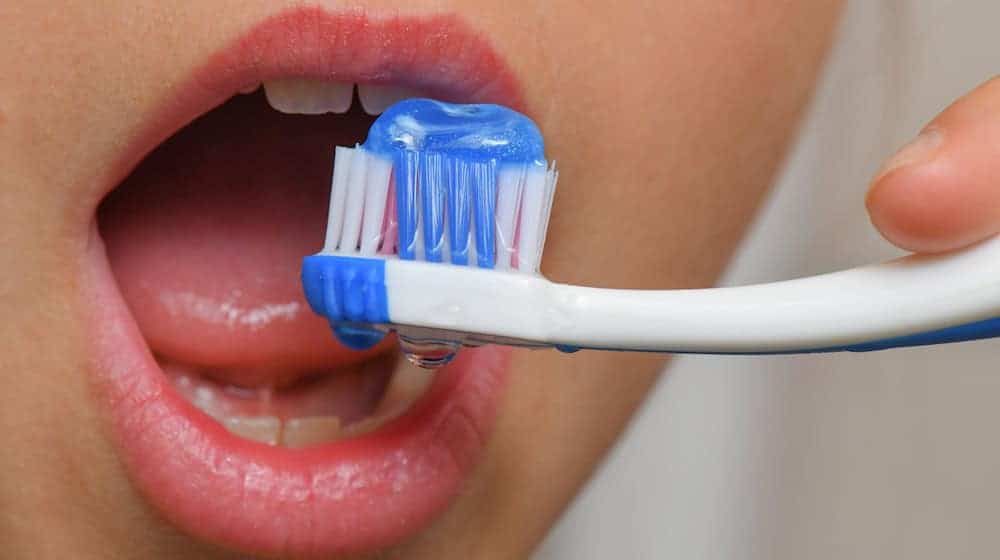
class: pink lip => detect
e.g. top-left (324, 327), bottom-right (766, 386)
top-left (83, 8), bottom-right (519, 557)
top-left (95, 7), bottom-right (525, 209)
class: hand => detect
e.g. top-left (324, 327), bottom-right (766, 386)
top-left (867, 77), bottom-right (1000, 253)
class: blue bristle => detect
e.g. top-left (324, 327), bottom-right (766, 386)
top-left (395, 150), bottom-right (420, 260)
top-left (471, 159), bottom-right (498, 268)
top-left (420, 152), bottom-right (447, 262)
top-left (361, 99), bottom-right (547, 267)
top-left (447, 158), bottom-right (472, 265)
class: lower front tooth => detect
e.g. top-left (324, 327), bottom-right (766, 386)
top-left (341, 416), bottom-right (382, 438)
top-left (282, 416), bottom-right (343, 448)
top-left (224, 416), bottom-right (281, 445)
top-left (376, 359), bottom-right (435, 416)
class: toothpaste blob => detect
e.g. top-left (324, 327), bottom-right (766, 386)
top-left (363, 99), bottom-right (547, 166)
top-left (304, 98), bottom-right (558, 364)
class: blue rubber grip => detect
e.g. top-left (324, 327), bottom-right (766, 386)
top-left (301, 255), bottom-right (389, 350)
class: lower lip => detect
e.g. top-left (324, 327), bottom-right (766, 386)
top-left (83, 227), bottom-right (511, 556)
top-left (82, 7), bottom-right (522, 555)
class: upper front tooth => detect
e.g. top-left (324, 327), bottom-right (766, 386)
top-left (358, 84), bottom-right (421, 115)
top-left (262, 79), bottom-right (354, 115)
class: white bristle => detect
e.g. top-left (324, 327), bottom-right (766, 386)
top-left (324, 147), bottom-right (558, 273)
top-left (515, 165), bottom-right (548, 272)
top-left (495, 166), bottom-right (526, 270)
top-left (340, 147), bottom-right (368, 252)
top-left (324, 147), bottom-right (354, 251)
top-left (360, 155), bottom-right (392, 255)
top-left (537, 162), bottom-right (559, 268)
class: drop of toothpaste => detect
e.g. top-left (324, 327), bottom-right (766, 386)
top-left (398, 336), bottom-right (461, 369)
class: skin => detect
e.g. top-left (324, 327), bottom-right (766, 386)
top-left (0, 1), bottom-right (882, 558)
top-left (866, 76), bottom-right (1000, 253)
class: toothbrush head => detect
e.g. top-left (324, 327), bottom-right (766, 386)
top-left (302, 98), bottom-right (558, 361)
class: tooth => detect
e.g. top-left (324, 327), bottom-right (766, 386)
top-left (342, 416), bottom-right (381, 438)
top-left (190, 385), bottom-right (228, 420)
top-left (262, 79), bottom-right (354, 114)
top-left (165, 367), bottom-right (230, 420)
top-left (357, 84), bottom-right (421, 115)
top-left (223, 416), bottom-right (281, 445)
top-left (319, 82), bottom-right (355, 113)
top-left (282, 416), bottom-right (343, 448)
top-left (375, 359), bottom-right (435, 416)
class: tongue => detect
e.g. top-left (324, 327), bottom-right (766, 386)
top-left (99, 92), bottom-right (383, 385)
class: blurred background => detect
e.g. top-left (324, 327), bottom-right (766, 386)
top-left (537, 1), bottom-right (1000, 558)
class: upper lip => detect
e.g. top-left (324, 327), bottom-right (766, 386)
top-left (85, 6), bottom-right (522, 557)
top-left (101, 6), bottom-right (526, 213)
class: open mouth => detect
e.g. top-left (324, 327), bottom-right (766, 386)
top-left (82, 7), bottom-right (518, 557)
top-left (99, 84), bottom-right (437, 448)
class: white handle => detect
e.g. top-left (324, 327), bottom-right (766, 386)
top-left (547, 236), bottom-right (1000, 353)
top-left (386, 236), bottom-right (1000, 354)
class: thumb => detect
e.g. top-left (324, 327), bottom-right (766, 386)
top-left (866, 77), bottom-right (1000, 253)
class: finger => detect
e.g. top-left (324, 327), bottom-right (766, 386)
top-left (866, 77), bottom-right (1000, 253)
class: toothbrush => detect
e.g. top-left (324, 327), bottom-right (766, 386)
top-left (302, 98), bottom-right (1000, 366)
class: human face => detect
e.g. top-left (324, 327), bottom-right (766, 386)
top-left (0, 1), bottom-right (841, 558)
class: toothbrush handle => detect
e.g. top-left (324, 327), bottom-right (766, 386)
top-left (546, 235), bottom-right (1000, 354)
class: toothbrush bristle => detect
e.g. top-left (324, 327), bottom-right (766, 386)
top-left (324, 147), bottom-right (558, 273)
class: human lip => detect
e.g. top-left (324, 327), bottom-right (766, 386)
top-left (83, 7), bottom-right (521, 557)
top-left (100, 6), bottom-right (525, 210)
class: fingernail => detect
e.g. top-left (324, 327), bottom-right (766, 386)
top-left (875, 128), bottom-right (944, 182)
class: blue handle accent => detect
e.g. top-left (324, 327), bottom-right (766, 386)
top-left (554, 316), bottom-right (1000, 355)
top-left (837, 315), bottom-right (1000, 353)
top-left (301, 255), bottom-right (389, 350)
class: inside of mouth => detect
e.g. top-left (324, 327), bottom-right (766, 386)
top-left (97, 82), bottom-right (435, 447)
top-left (162, 352), bottom-right (435, 448)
